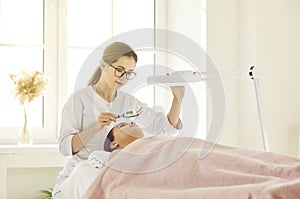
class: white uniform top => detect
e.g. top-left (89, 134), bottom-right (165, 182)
top-left (60, 151), bottom-right (110, 199)
top-left (53, 86), bottom-right (181, 197)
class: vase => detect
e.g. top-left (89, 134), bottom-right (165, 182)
top-left (18, 104), bottom-right (33, 145)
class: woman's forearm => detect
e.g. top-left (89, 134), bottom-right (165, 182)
top-left (72, 111), bottom-right (116, 154)
top-left (167, 86), bottom-right (185, 128)
top-left (71, 123), bottom-right (101, 154)
top-left (167, 97), bottom-right (182, 128)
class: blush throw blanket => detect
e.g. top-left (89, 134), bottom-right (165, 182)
top-left (84, 136), bottom-right (300, 199)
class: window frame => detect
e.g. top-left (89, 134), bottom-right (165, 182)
top-left (0, 0), bottom-right (59, 144)
top-left (0, 0), bottom-right (207, 143)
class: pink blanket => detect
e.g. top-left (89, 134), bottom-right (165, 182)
top-left (84, 136), bottom-right (300, 199)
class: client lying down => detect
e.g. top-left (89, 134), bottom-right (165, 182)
top-left (60, 121), bottom-right (143, 199)
top-left (61, 120), bottom-right (300, 199)
top-left (84, 128), bottom-right (300, 199)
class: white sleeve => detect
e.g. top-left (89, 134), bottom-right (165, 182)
top-left (60, 162), bottom-right (101, 199)
top-left (130, 96), bottom-right (182, 135)
top-left (58, 94), bottom-right (83, 156)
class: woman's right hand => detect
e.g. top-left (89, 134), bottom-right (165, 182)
top-left (97, 112), bottom-right (116, 129)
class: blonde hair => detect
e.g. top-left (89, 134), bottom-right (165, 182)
top-left (88, 42), bottom-right (137, 86)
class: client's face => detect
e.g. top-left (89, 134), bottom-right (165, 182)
top-left (111, 122), bottom-right (144, 149)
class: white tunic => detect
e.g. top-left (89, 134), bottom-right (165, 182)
top-left (60, 151), bottom-right (110, 199)
top-left (53, 86), bottom-right (181, 197)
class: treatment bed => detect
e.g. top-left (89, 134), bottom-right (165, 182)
top-left (82, 136), bottom-right (300, 199)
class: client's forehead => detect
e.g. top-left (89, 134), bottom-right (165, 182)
top-left (118, 124), bottom-right (144, 138)
top-left (116, 122), bottom-right (130, 128)
top-left (119, 121), bottom-right (129, 125)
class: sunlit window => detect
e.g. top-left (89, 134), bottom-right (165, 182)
top-left (0, 0), bottom-right (44, 129)
top-left (0, 0), bottom-right (206, 143)
top-left (66, 0), bottom-right (112, 95)
top-left (0, 0), bottom-right (155, 143)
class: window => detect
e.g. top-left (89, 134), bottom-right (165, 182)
top-left (0, 0), bottom-right (206, 143)
top-left (66, 0), bottom-right (112, 96)
top-left (0, 0), bottom-right (57, 143)
top-left (0, 0), bottom-right (155, 143)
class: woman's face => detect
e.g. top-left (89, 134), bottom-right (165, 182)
top-left (103, 56), bottom-right (136, 89)
top-left (111, 122), bottom-right (144, 149)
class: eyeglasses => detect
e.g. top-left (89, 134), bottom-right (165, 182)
top-left (109, 64), bottom-right (136, 80)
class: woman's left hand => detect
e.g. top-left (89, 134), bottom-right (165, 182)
top-left (171, 86), bottom-right (185, 103)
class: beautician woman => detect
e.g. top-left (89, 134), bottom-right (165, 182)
top-left (52, 42), bottom-right (185, 198)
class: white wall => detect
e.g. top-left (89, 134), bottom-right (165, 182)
top-left (238, 0), bottom-right (263, 151)
top-left (7, 167), bottom-right (62, 199)
top-left (0, 147), bottom-right (67, 199)
top-left (156, 0), bottom-right (207, 138)
top-left (207, 0), bottom-right (240, 147)
top-left (255, 0), bottom-right (300, 155)
top-left (208, 0), bottom-right (300, 156)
